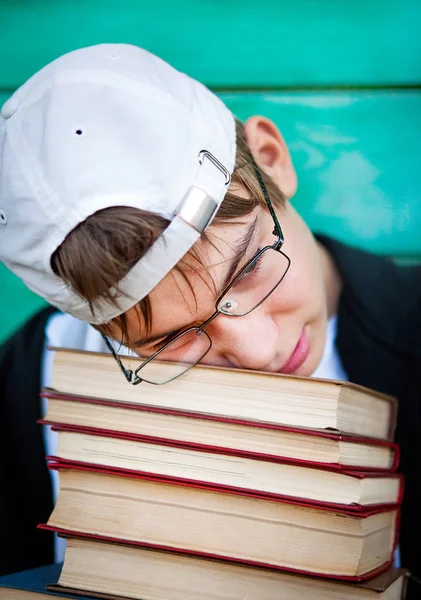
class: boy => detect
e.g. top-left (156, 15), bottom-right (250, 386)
top-left (0, 44), bottom-right (420, 596)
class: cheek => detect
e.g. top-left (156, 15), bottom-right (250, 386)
top-left (275, 206), bottom-right (327, 321)
top-left (268, 250), bottom-right (325, 320)
top-left (264, 248), bottom-right (327, 376)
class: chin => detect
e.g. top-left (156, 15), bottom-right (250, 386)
top-left (294, 344), bottom-right (324, 378)
top-left (293, 361), bottom-right (314, 378)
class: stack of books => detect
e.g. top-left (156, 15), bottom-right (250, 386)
top-left (30, 348), bottom-right (408, 599)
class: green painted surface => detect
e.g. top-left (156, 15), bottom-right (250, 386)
top-left (0, 264), bottom-right (47, 343)
top-left (222, 90), bottom-right (421, 258)
top-left (0, 0), bottom-right (420, 90)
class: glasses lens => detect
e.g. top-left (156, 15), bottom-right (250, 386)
top-left (217, 248), bottom-right (290, 317)
top-left (134, 329), bottom-right (211, 384)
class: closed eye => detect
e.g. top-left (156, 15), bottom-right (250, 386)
top-left (144, 322), bottom-right (202, 354)
top-left (131, 329), bottom-right (184, 356)
top-left (150, 334), bottom-right (179, 353)
top-left (138, 331), bottom-right (182, 355)
top-left (234, 249), bottom-right (262, 285)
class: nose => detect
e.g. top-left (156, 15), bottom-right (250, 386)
top-left (205, 308), bottom-right (279, 371)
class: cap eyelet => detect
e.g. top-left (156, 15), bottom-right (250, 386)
top-left (0, 210), bottom-right (8, 225)
top-left (74, 128), bottom-right (85, 137)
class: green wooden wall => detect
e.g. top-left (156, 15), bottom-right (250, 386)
top-left (1, 0), bottom-right (420, 342)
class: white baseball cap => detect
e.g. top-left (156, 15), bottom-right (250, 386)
top-left (0, 43), bottom-right (236, 324)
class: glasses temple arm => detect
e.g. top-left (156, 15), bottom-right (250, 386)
top-left (250, 156), bottom-right (285, 248)
top-left (101, 333), bottom-right (134, 383)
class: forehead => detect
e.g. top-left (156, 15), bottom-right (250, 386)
top-left (116, 208), bottom-right (261, 343)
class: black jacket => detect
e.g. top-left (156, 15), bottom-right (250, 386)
top-left (1, 237), bottom-right (420, 596)
top-left (319, 235), bottom-right (421, 598)
top-left (0, 306), bottom-right (56, 574)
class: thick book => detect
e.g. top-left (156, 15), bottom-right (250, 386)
top-left (48, 425), bottom-right (403, 509)
top-left (0, 563), bottom-right (83, 599)
top-left (56, 538), bottom-right (410, 600)
top-left (42, 463), bottom-right (400, 579)
top-left (41, 391), bottom-right (399, 471)
top-left (48, 348), bottom-right (397, 440)
top-left (0, 558), bottom-right (409, 600)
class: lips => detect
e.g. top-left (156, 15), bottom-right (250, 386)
top-left (279, 329), bottom-right (310, 375)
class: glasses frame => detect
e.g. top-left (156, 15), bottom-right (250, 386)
top-left (102, 158), bottom-right (290, 385)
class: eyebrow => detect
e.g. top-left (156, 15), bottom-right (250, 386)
top-left (219, 214), bottom-right (260, 292)
top-left (131, 214), bottom-right (260, 348)
top-left (131, 325), bottom-right (188, 348)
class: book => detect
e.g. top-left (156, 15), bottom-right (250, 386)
top-left (41, 391), bottom-right (399, 471)
top-left (0, 559), bottom-right (409, 600)
top-left (42, 463), bottom-right (400, 579)
top-left (0, 563), bottom-right (83, 599)
top-left (48, 348), bottom-right (397, 440)
top-left (56, 537), bottom-right (410, 600)
top-left (48, 426), bottom-right (403, 509)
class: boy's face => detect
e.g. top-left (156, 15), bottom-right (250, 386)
top-left (107, 116), bottom-right (334, 378)
top-left (114, 195), bottom-right (329, 378)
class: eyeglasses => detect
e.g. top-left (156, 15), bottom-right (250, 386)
top-left (102, 160), bottom-right (291, 385)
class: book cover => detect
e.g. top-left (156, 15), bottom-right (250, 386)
top-left (47, 348), bottom-right (398, 440)
top-left (45, 425), bottom-right (404, 510)
top-left (39, 525), bottom-right (395, 583)
top-left (41, 462), bottom-right (401, 580)
top-left (53, 537), bottom-right (411, 600)
top-left (0, 560), bottom-right (409, 600)
top-left (46, 459), bottom-right (403, 515)
top-left (40, 391), bottom-right (400, 471)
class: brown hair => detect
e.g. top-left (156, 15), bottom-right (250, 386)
top-left (51, 119), bottom-right (286, 342)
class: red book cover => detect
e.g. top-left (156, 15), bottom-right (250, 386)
top-left (43, 462), bottom-right (401, 580)
top-left (46, 458), bottom-right (402, 536)
top-left (38, 523), bottom-right (396, 584)
top-left (40, 391), bottom-right (400, 471)
top-left (44, 422), bottom-right (404, 510)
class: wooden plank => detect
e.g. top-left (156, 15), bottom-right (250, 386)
top-left (220, 90), bottom-right (421, 259)
top-left (0, 0), bottom-right (420, 90)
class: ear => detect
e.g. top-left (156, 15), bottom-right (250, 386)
top-left (243, 116), bottom-right (297, 199)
